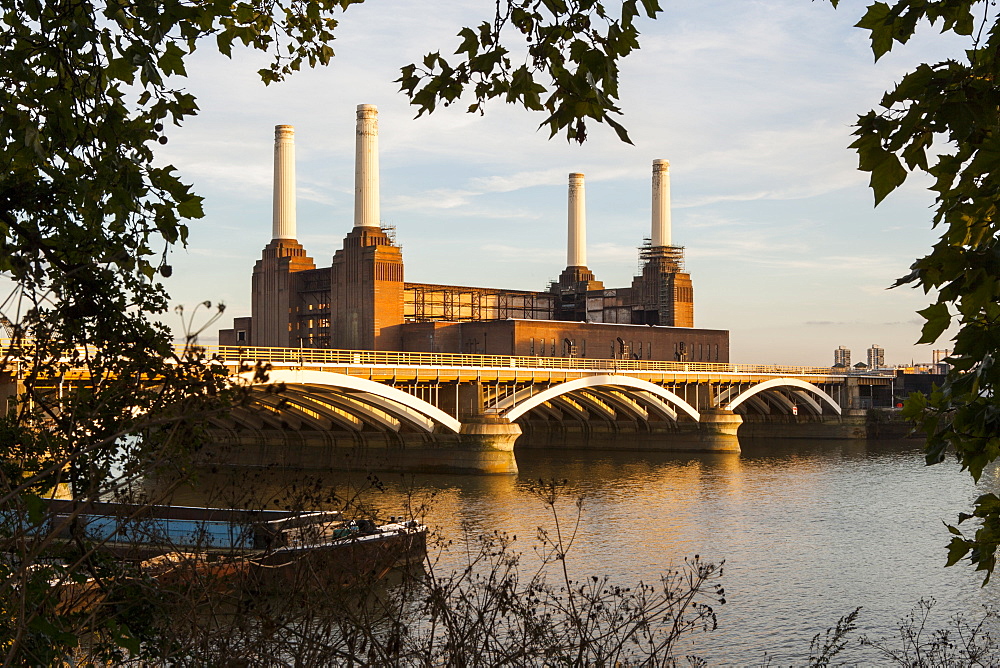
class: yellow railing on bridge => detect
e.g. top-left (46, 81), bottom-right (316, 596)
top-left (0, 340), bottom-right (897, 377)
top-left (194, 344), bottom-right (878, 377)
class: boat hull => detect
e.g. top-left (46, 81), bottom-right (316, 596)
top-left (20, 500), bottom-right (428, 588)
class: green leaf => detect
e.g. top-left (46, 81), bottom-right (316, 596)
top-left (176, 195), bottom-right (204, 220)
top-left (638, 0), bottom-right (661, 19)
top-left (946, 535), bottom-right (972, 567)
top-left (21, 493), bottom-right (45, 525)
top-left (869, 152), bottom-right (907, 204)
top-left (916, 302), bottom-right (951, 344)
top-left (159, 41), bottom-right (188, 77)
top-left (456, 27), bottom-right (479, 56)
top-left (856, 2), bottom-right (893, 60)
top-left (605, 116), bottom-right (632, 145)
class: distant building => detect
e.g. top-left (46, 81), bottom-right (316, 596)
top-left (867, 344), bottom-right (885, 369)
top-left (932, 349), bottom-right (952, 374)
top-left (218, 105), bottom-right (730, 362)
top-left (833, 346), bottom-right (851, 368)
top-left (894, 372), bottom-right (947, 404)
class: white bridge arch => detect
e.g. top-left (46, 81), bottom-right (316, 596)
top-left (231, 371), bottom-right (839, 432)
top-left (495, 374), bottom-right (701, 423)
top-left (240, 369), bottom-right (462, 434)
top-left (722, 378), bottom-right (841, 416)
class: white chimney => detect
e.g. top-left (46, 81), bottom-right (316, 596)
top-left (272, 125), bottom-right (296, 240)
top-left (567, 173), bottom-right (587, 267)
top-left (354, 104), bottom-right (380, 229)
top-left (651, 159), bottom-right (671, 247)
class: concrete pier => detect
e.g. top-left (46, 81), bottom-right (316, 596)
top-left (516, 410), bottom-right (741, 454)
top-left (692, 409), bottom-right (743, 451)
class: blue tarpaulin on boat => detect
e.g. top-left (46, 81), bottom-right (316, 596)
top-left (76, 516), bottom-right (255, 550)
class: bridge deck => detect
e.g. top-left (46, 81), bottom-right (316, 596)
top-left (1, 341), bottom-right (895, 385)
top-left (253, 362), bottom-right (860, 385)
top-left (199, 344), bottom-right (850, 377)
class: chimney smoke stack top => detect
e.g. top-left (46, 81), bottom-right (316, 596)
top-left (354, 104), bottom-right (380, 229)
top-left (651, 159), bottom-right (671, 247)
top-left (272, 124), bottom-right (296, 240)
top-left (567, 172), bottom-right (587, 267)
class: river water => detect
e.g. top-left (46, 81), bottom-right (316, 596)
top-left (161, 438), bottom-right (998, 664)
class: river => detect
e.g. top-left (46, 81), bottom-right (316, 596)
top-left (160, 437), bottom-right (997, 664)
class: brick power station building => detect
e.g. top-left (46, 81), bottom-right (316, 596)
top-left (220, 105), bottom-right (730, 363)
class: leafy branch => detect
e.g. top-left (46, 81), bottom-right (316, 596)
top-left (399, 0), bottom-right (662, 144)
top-left (832, 0), bottom-right (1000, 582)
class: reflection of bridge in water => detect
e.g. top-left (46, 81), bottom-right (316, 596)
top-left (195, 347), bottom-right (892, 474)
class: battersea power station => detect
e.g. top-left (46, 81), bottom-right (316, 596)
top-left (219, 104), bottom-right (730, 362)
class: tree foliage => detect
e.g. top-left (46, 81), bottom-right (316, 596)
top-left (835, 0), bottom-right (1000, 582)
top-left (8, 0), bottom-right (1000, 657)
top-left (400, 0), bottom-right (663, 144)
top-left (0, 0), bottom-right (667, 660)
top-left (0, 0), bottom-right (375, 657)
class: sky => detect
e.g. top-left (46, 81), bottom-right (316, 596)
top-left (154, 0), bottom-right (970, 366)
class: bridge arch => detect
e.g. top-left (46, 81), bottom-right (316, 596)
top-left (790, 390), bottom-right (823, 416)
top-left (724, 378), bottom-right (841, 416)
top-left (498, 375), bottom-right (700, 422)
top-left (240, 369), bottom-right (462, 434)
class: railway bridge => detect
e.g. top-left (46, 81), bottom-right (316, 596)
top-left (0, 344), bottom-right (892, 474)
top-left (195, 346), bottom-right (891, 474)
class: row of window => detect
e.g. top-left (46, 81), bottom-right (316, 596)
top-left (525, 337), bottom-right (720, 361)
top-left (292, 318), bottom-right (331, 330)
top-left (292, 302), bottom-right (331, 313)
top-left (529, 338), bottom-right (565, 357)
top-left (675, 342), bottom-right (720, 362)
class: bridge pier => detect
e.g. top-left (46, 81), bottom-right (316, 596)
top-left (516, 410), bottom-right (742, 454)
top-left (690, 409), bottom-right (742, 452)
top-left (455, 417), bottom-right (521, 474)
top-left (453, 382), bottom-right (521, 474)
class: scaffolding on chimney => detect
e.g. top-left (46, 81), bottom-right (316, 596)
top-left (636, 240), bottom-right (686, 326)
top-left (638, 240), bottom-right (685, 272)
top-left (380, 223), bottom-right (398, 247)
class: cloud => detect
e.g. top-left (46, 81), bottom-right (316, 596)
top-left (480, 244), bottom-right (563, 264)
top-left (468, 169), bottom-right (567, 193)
top-left (297, 185), bottom-right (340, 207)
top-left (387, 189), bottom-right (476, 211)
top-left (805, 318), bottom-right (924, 327)
top-left (185, 248), bottom-right (254, 260)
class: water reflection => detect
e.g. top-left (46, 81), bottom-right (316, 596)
top-left (149, 438), bottom-right (996, 663)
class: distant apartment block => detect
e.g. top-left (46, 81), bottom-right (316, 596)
top-left (833, 346), bottom-right (851, 368)
top-left (867, 344), bottom-right (885, 369)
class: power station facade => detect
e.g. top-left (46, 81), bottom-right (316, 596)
top-left (219, 105), bottom-right (730, 363)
